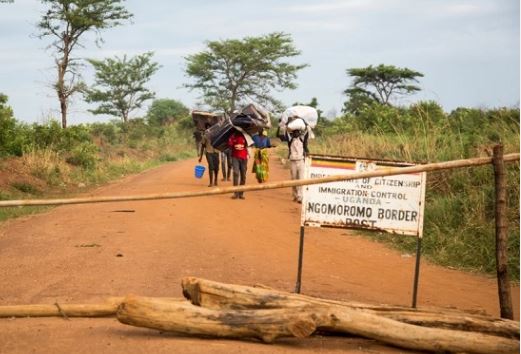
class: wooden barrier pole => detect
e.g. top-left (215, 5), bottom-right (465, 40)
top-left (492, 145), bottom-right (513, 320)
top-left (0, 153), bottom-right (518, 208)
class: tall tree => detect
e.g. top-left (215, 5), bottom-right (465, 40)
top-left (84, 52), bottom-right (160, 123)
top-left (184, 32), bottom-right (307, 115)
top-left (343, 64), bottom-right (423, 113)
top-left (147, 99), bottom-right (189, 126)
top-left (37, 0), bottom-right (132, 128)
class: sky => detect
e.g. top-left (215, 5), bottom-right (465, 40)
top-left (0, 0), bottom-right (519, 124)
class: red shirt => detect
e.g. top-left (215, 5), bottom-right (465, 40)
top-left (228, 133), bottom-right (248, 160)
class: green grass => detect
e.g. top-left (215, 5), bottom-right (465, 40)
top-left (311, 107), bottom-right (520, 280)
top-left (0, 205), bottom-right (50, 222)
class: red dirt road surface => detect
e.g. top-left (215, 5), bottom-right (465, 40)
top-left (0, 156), bottom-right (519, 353)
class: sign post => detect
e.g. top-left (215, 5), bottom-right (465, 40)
top-left (294, 226), bottom-right (305, 293)
top-left (412, 237), bottom-right (422, 308)
top-left (295, 154), bottom-right (426, 305)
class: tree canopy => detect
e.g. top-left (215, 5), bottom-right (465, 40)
top-left (84, 52), bottom-right (160, 123)
top-left (37, 0), bottom-right (133, 128)
top-left (184, 32), bottom-right (307, 114)
top-left (343, 64), bottom-right (423, 113)
top-left (147, 99), bottom-right (190, 126)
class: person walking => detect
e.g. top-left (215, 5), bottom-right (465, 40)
top-left (198, 124), bottom-right (220, 187)
top-left (227, 129), bottom-right (249, 199)
top-left (220, 148), bottom-right (232, 181)
top-left (251, 129), bottom-right (272, 183)
top-left (284, 127), bottom-right (309, 203)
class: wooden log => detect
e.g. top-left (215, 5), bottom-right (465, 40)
top-left (0, 298), bottom-right (121, 318)
top-left (116, 296), bottom-right (317, 343)
top-left (1, 153), bottom-right (518, 207)
top-left (327, 308), bottom-right (519, 354)
top-left (116, 294), bottom-right (520, 354)
top-left (0, 297), bottom-right (181, 318)
top-left (181, 277), bottom-right (519, 339)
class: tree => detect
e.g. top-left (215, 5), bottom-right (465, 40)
top-left (342, 87), bottom-right (377, 114)
top-left (37, 0), bottom-right (132, 128)
top-left (184, 32), bottom-right (307, 115)
top-left (147, 99), bottom-right (189, 126)
top-left (85, 52), bottom-right (160, 123)
top-left (343, 64), bottom-right (423, 113)
top-left (0, 94), bottom-right (16, 155)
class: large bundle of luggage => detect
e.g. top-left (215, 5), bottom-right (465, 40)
top-left (203, 118), bottom-right (235, 151)
top-left (192, 103), bottom-right (271, 152)
top-left (230, 103), bottom-right (271, 136)
top-left (191, 111), bottom-right (224, 131)
top-left (280, 106), bottom-right (318, 129)
top-left (278, 105), bottom-right (318, 139)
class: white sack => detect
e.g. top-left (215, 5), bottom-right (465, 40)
top-left (286, 117), bottom-right (307, 131)
top-left (280, 106), bottom-right (318, 128)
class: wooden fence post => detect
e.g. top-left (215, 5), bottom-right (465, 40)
top-left (492, 144), bottom-right (513, 320)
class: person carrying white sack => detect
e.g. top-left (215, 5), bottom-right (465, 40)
top-left (278, 106), bottom-right (317, 203)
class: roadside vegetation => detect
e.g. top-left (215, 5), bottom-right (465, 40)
top-left (0, 94), bottom-right (196, 222)
top-left (310, 101), bottom-right (520, 280)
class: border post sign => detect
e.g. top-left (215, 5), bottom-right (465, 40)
top-left (294, 154), bottom-right (427, 307)
top-left (301, 155), bottom-right (426, 234)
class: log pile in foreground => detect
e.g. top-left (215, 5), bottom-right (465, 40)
top-left (116, 277), bottom-right (519, 354)
top-left (1, 277), bottom-right (518, 353)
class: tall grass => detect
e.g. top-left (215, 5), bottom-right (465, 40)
top-left (312, 104), bottom-right (520, 279)
top-left (22, 148), bottom-right (72, 186)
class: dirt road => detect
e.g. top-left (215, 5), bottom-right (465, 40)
top-left (0, 155), bottom-right (518, 353)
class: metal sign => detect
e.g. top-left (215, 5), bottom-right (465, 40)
top-left (301, 154), bottom-right (427, 237)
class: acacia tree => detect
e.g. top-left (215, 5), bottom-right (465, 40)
top-left (38, 0), bottom-right (132, 128)
top-left (343, 64), bottom-right (423, 113)
top-left (84, 52), bottom-right (160, 123)
top-left (184, 32), bottom-right (307, 114)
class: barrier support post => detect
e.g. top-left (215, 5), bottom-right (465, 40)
top-left (493, 144), bottom-right (513, 319)
top-left (412, 236), bottom-right (422, 308)
top-left (294, 226), bottom-right (305, 293)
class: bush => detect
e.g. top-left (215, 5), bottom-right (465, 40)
top-left (30, 120), bottom-right (63, 149)
top-left (89, 122), bottom-right (120, 145)
top-left (58, 124), bottom-right (92, 151)
top-left (0, 94), bottom-right (30, 156)
top-left (66, 142), bottom-right (99, 169)
top-left (11, 182), bottom-right (40, 195)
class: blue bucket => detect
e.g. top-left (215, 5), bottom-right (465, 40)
top-left (194, 165), bottom-right (206, 179)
